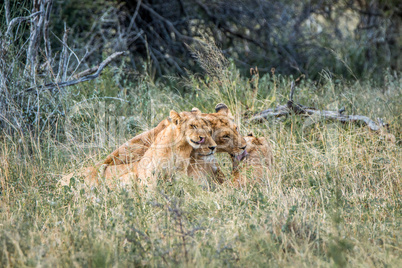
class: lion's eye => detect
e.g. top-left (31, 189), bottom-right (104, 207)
top-left (191, 125), bottom-right (197, 129)
top-left (223, 135), bottom-right (230, 139)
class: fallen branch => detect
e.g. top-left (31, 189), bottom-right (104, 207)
top-left (22, 51), bottom-right (127, 94)
top-left (249, 78), bottom-right (392, 133)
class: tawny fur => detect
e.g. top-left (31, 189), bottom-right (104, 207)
top-left (101, 109), bottom-right (212, 182)
top-left (59, 120), bottom-right (169, 186)
top-left (122, 110), bottom-right (217, 187)
top-left (59, 165), bottom-right (99, 187)
top-left (60, 110), bottom-right (200, 186)
top-left (100, 119), bottom-right (170, 166)
top-left (60, 103), bottom-right (246, 186)
top-left (101, 104), bottom-right (246, 184)
top-left (232, 133), bottom-right (274, 187)
top-left (184, 104), bottom-right (247, 183)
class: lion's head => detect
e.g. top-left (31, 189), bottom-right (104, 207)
top-left (232, 132), bottom-right (274, 185)
top-left (240, 132), bottom-right (274, 169)
top-left (243, 132), bottom-right (270, 159)
top-left (169, 110), bottom-right (217, 156)
top-left (203, 103), bottom-right (247, 160)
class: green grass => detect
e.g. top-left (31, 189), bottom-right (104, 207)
top-left (0, 66), bottom-right (401, 267)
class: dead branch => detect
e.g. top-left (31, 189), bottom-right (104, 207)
top-left (5, 11), bottom-right (43, 38)
top-left (249, 81), bottom-right (391, 133)
top-left (22, 51), bottom-right (127, 94)
top-left (249, 105), bottom-right (290, 120)
top-left (73, 66), bottom-right (99, 79)
top-left (43, 0), bottom-right (53, 69)
top-left (6, 11), bottom-right (42, 36)
top-left (26, 1), bottom-right (46, 83)
top-left (127, 0), bottom-right (141, 32)
top-left (4, 0), bottom-right (10, 26)
top-left (57, 23), bottom-right (69, 82)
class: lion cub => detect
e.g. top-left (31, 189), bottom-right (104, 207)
top-left (232, 133), bottom-right (274, 187)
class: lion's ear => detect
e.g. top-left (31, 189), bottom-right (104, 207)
top-left (252, 138), bottom-right (262, 145)
top-left (169, 110), bottom-right (181, 125)
top-left (215, 103), bottom-right (228, 115)
top-left (255, 137), bottom-right (267, 145)
top-left (191, 107), bottom-right (202, 115)
top-left (215, 103), bottom-right (235, 119)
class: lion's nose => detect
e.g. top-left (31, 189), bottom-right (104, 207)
top-left (240, 145), bottom-right (247, 150)
top-left (209, 146), bottom-right (216, 151)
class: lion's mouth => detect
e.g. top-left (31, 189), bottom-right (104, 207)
top-left (231, 150), bottom-right (248, 161)
top-left (190, 137), bottom-right (205, 144)
top-left (199, 151), bottom-right (215, 156)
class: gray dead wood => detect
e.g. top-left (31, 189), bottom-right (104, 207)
top-left (249, 79), bottom-right (389, 132)
top-left (5, 11), bottom-right (43, 38)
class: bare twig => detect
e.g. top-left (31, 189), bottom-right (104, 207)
top-left (57, 23), bottom-right (69, 82)
top-left (289, 81), bottom-right (295, 101)
top-left (289, 74), bottom-right (304, 101)
top-left (43, 0), bottom-right (53, 69)
top-left (69, 49), bottom-right (90, 79)
top-left (128, 0), bottom-right (142, 32)
top-left (248, 105), bottom-right (290, 121)
top-left (22, 51), bottom-right (127, 94)
top-left (73, 65), bottom-right (98, 79)
top-left (26, 1), bottom-right (46, 83)
top-left (5, 0), bottom-right (11, 26)
top-left (5, 11), bottom-right (43, 38)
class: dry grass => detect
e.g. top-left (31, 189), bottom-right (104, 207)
top-left (0, 45), bottom-right (401, 266)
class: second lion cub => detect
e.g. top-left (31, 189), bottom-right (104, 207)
top-left (232, 133), bottom-right (274, 187)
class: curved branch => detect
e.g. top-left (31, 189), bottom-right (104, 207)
top-left (5, 11), bottom-right (43, 37)
top-left (22, 51), bottom-right (128, 94)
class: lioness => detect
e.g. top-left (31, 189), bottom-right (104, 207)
top-left (121, 110), bottom-right (217, 187)
top-left (60, 109), bottom-right (203, 186)
top-left (99, 119), bottom-right (170, 166)
top-left (103, 109), bottom-right (218, 185)
top-left (232, 132), bottom-right (274, 187)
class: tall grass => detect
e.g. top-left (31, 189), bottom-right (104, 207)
top-left (0, 55), bottom-right (401, 266)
